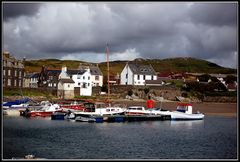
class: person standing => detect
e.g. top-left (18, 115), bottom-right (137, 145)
top-left (147, 96), bottom-right (154, 109)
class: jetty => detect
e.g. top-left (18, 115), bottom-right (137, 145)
top-left (86, 114), bottom-right (171, 123)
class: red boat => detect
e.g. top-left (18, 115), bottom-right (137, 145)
top-left (20, 103), bottom-right (63, 117)
top-left (59, 101), bottom-right (86, 111)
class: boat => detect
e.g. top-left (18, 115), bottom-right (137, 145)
top-left (170, 103), bottom-right (204, 120)
top-left (51, 112), bottom-right (66, 120)
top-left (125, 106), bottom-right (148, 115)
top-left (75, 114), bottom-right (96, 122)
top-left (74, 102), bottom-right (126, 117)
top-left (3, 97), bottom-right (31, 108)
top-left (124, 106), bottom-right (171, 115)
top-left (20, 102), bottom-right (63, 117)
top-left (59, 100), bottom-right (86, 112)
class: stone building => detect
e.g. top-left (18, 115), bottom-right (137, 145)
top-left (3, 52), bottom-right (25, 88)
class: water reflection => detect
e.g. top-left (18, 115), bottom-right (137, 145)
top-left (170, 120), bottom-right (204, 129)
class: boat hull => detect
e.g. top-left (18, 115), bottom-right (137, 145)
top-left (170, 111), bottom-right (205, 120)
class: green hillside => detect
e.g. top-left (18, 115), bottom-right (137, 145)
top-left (24, 57), bottom-right (236, 76)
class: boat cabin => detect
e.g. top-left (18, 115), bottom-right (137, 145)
top-left (176, 103), bottom-right (192, 114)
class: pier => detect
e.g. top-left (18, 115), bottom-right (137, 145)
top-left (96, 114), bottom-right (171, 123)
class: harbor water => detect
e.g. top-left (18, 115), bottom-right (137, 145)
top-left (3, 115), bottom-right (237, 159)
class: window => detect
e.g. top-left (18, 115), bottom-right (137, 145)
top-left (83, 76), bottom-right (85, 80)
top-left (88, 83), bottom-right (90, 86)
top-left (19, 80), bottom-right (21, 87)
top-left (8, 70), bottom-right (11, 76)
top-left (8, 79), bottom-right (11, 86)
top-left (3, 70), bottom-right (5, 76)
top-left (152, 75), bottom-right (154, 80)
top-left (19, 71), bottom-right (22, 77)
top-left (82, 83), bottom-right (86, 88)
top-left (15, 70), bottom-right (17, 77)
top-left (78, 82), bottom-right (80, 86)
top-left (96, 83), bottom-right (99, 86)
top-left (143, 75), bottom-right (146, 80)
top-left (14, 80), bottom-right (17, 86)
top-left (95, 75), bottom-right (99, 81)
top-left (68, 84), bottom-right (70, 88)
top-left (54, 83), bottom-right (56, 87)
top-left (126, 74), bottom-right (128, 79)
top-left (88, 76), bottom-right (90, 80)
top-left (77, 75), bottom-right (80, 79)
top-left (137, 75), bottom-right (140, 80)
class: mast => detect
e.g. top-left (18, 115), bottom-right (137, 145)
top-left (106, 44), bottom-right (110, 105)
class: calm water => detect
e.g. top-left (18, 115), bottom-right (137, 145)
top-left (3, 115), bottom-right (238, 160)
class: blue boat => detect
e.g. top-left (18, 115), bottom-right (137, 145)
top-left (51, 112), bottom-right (65, 120)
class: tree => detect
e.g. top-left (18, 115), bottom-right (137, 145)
top-left (101, 84), bottom-right (108, 93)
top-left (198, 74), bottom-right (211, 82)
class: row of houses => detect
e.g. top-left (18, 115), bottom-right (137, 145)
top-left (3, 52), bottom-right (237, 98)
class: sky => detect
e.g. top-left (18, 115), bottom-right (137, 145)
top-left (2, 2), bottom-right (238, 69)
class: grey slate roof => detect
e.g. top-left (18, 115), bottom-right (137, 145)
top-left (67, 69), bottom-right (85, 75)
top-left (59, 78), bottom-right (75, 83)
top-left (128, 64), bottom-right (156, 75)
top-left (79, 66), bottom-right (103, 75)
top-left (90, 66), bottom-right (103, 75)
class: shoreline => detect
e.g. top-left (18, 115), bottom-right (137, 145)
top-left (3, 97), bottom-right (237, 117)
top-left (112, 99), bottom-right (238, 117)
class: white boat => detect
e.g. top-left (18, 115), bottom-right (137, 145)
top-left (125, 106), bottom-right (171, 116)
top-left (75, 114), bottom-right (96, 122)
top-left (125, 106), bottom-right (148, 115)
top-left (74, 102), bottom-right (126, 117)
top-left (3, 103), bottom-right (30, 116)
top-left (170, 103), bottom-right (204, 120)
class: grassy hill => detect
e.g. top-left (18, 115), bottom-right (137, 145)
top-left (24, 57), bottom-right (236, 76)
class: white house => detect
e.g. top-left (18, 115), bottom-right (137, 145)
top-left (67, 67), bottom-right (92, 96)
top-left (120, 63), bottom-right (157, 85)
top-left (79, 65), bottom-right (103, 87)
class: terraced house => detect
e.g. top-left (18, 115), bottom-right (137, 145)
top-left (3, 52), bottom-right (25, 88)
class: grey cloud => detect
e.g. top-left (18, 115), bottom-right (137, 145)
top-left (3, 3), bottom-right (42, 21)
top-left (188, 3), bottom-right (237, 26)
top-left (3, 2), bottom-right (237, 68)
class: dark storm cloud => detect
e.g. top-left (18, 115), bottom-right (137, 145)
top-left (188, 3), bottom-right (237, 26)
top-left (3, 3), bottom-right (42, 21)
top-left (3, 2), bottom-right (238, 68)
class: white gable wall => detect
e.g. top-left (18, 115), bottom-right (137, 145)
top-left (91, 75), bottom-right (103, 87)
top-left (120, 64), bottom-right (134, 85)
top-left (121, 64), bottom-right (157, 85)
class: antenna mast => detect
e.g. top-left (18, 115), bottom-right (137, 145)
top-left (106, 44), bottom-right (110, 105)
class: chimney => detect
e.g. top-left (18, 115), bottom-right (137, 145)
top-left (4, 52), bottom-right (10, 58)
top-left (62, 65), bottom-right (67, 72)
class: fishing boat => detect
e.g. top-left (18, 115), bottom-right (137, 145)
top-left (170, 103), bottom-right (204, 120)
